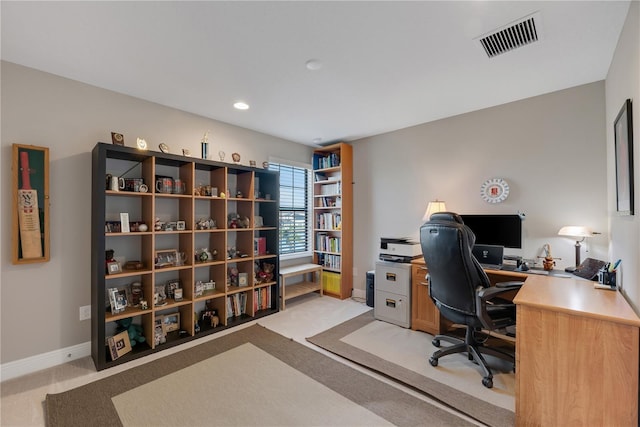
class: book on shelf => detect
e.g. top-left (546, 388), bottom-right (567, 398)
top-left (313, 152), bottom-right (341, 170)
top-left (254, 286), bottom-right (272, 311)
top-left (316, 212), bottom-right (342, 230)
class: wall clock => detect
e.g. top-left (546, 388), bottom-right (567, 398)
top-left (480, 178), bottom-right (510, 204)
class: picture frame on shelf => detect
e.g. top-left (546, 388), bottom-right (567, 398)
top-left (176, 220), bottom-right (186, 231)
top-left (614, 98), bottom-right (634, 215)
top-left (155, 249), bottom-right (178, 268)
top-left (108, 287), bottom-right (126, 315)
top-left (120, 213), bottom-right (130, 233)
top-left (163, 312), bottom-right (180, 333)
top-left (108, 330), bottom-right (131, 361)
top-left (167, 280), bottom-right (181, 299)
top-left (116, 285), bottom-right (131, 307)
top-left (107, 261), bottom-right (122, 275)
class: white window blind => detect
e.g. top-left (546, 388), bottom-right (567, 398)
top-left (269, 162), bottom-right (311, 256)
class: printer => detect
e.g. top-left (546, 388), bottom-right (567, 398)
top-left (379, 237), bottom-right (422, 263)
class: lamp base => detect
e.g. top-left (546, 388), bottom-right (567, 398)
top-left (565, 266), bottom-right (577, 273)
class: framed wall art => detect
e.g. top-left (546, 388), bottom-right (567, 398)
top-left (614, 99), bottom-right (634, 215)
top-left (12, 144), bottom-right (50, 264)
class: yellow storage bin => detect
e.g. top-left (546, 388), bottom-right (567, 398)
top-left (322, 271), bottom-right (341, 294)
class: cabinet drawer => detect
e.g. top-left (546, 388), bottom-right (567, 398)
top-left (375, 261), bottom-right (411, 294)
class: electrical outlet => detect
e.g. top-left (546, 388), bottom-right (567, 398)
top-left (79, 305), bottom-right (91, 321)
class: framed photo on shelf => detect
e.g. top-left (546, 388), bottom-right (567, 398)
top-left (108, 287), bottom-right (126, 314)
top-left (120, 213), bottom-right (130, 233)
top-left (163, 312), bottom-right (180, 333)
top-left (176, 220), bottom-right (186, 231)
top-left (107, 261), bottom-right (122, 275)
top-left (108, 330), bottom-right (131, 361)
top-left (155, 249), bottom-right (177, 268)
top-left (167, 280), bottom-right (181, 299)
top-left (614, 98), bottom-right (634, 215)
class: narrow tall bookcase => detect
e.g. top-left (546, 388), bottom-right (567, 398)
top-left (312, 142), bottom-right (353, 299)
top-left (91, 142), bottom-right (279, 370)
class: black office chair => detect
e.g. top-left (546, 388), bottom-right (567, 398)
top-left (419, 212), bottom-right (522, 388)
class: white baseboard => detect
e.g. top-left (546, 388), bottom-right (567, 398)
top-left (1, 341), bottom-right (91, 382)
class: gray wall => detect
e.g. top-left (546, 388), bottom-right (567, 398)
top-left (606, 0), bottom-right (639, 313)
top-left (0, 61), bottom-right (313, 363)
top-left (351, 81), bottom-right (609, 293)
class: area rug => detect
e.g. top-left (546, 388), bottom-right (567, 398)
top-left (46, 324), bottom-right (475, 426)
top-left (307, 311), bottom-right (515, 427)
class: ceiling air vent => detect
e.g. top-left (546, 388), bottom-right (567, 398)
top-left (478, 13), bottom-right (540, 58)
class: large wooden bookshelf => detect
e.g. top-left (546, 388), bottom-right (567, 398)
top-left (91, 142), bottom-right (280, 370)
top-left (312, 142), bottom-right (352, 299)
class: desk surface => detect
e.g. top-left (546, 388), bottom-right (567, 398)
top-left (513, 274), bottom-right (640, 327)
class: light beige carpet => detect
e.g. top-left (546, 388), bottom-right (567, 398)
top-left (307, 311), bottom-right (515, 427)
top-left (46, 324), bottom-right (475, 426)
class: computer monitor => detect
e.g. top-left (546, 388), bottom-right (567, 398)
top-left (460, 214), bottom-right (523, 249)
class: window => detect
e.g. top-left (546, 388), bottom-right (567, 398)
top-left (269, 161), bottom-right (312, 257)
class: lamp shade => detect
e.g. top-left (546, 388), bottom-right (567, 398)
top-left (557, 226), bottom-right (593, 238)
top-left (423, 200), bottom-right (447, 221)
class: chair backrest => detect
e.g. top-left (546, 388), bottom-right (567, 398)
top-left (420, 212), bottom-right (491, 318)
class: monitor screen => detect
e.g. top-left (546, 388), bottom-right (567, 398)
top-left (460, 214), bottom-right (522, 249)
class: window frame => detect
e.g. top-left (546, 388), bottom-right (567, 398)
top-left (268, 158), bottom-right (313, 260)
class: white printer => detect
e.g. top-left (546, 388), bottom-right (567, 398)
top-left (379, 237), bottom-right (422, 263)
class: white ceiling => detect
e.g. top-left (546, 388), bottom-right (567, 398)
top-left (1, 1), bottom-right (631, 146)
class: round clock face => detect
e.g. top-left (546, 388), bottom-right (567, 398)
top-left (136, 138), bottom-right (147, 150)
top-left (480, 178), bottom-right (510, 203)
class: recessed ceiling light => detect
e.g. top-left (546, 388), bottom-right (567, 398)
top-left (233, 101), bottom-right (250, 110)
top-left (305, 59), bottom-right (322, 71)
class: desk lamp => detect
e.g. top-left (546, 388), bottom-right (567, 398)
top-left (423, 200), bottom-right (447, 222)
top-left (557, 226), bottom-right (593, 272)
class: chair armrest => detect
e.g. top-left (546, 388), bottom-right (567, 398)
top-left (476, 285), bottom-right (522, 331)
top-left (495, 281), bottom-right (524, 289)
top-left (477, 284), bottom-right (521, 301)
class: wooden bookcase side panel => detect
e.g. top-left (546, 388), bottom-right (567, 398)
top-left (92, 143), bottom-right (280, 370)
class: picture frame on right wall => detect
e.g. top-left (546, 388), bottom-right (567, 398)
top-left (614, 98), bottom-right (634, 215)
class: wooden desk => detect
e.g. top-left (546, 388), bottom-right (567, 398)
top-left (279, 264), bottom-right (322, 310)
top-left (514, 275), bottom-right (640, 426)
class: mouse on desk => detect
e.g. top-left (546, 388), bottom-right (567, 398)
top-left (518, 262), bottom-right (529, 272)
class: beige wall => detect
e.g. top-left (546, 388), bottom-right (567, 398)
top-left (606, 0), bottom-right (640, 313)
top-left (351, 81), bottom-right (609, 293)
top-left (0, 61), bottom-right (312, 363)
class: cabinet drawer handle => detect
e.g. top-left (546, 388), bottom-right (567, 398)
top-left (419, 281), bottom-right (429, 286)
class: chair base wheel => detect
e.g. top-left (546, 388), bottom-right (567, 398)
top-left (432, 339), bottom-right (441, 347)
top-left (482, 377), bottom-right (493, 388)
top-left (429, 357), bottom-right (438, 367)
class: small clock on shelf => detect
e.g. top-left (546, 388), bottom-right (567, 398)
top-left (480, 178), bottom-right (510, 204)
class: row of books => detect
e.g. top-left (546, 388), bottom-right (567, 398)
top-left (317, 253), bottom-right (341, 270)
top-left (316, 212), bottom-right (342, 230)
top-left (226, 293), bottom-right (247, 318)
top-left (313, 152), bottom-right (341, 170)
top-left (254, 287), bottom-right (272, 311)
top-left (316, 196), bottom-right (342, 208)
top-left (319, 182), bottom-right (341, 195)
top-left (316, 234), bottom-right (341, 252)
